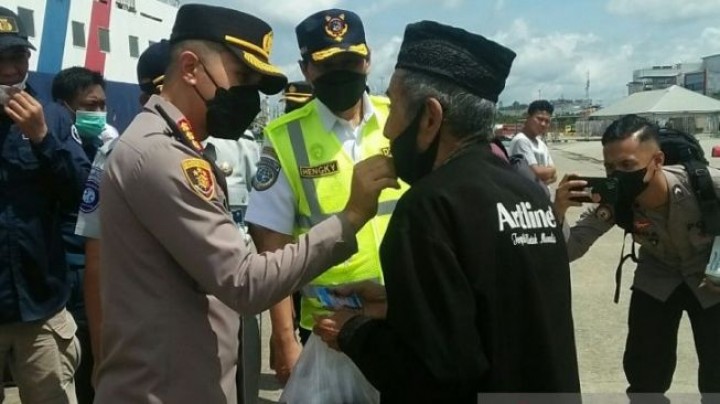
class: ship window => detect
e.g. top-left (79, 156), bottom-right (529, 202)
top-left (99, 28), bottom-right (110, 52)
top-left (72, 21), bottom-right (86, 48)
top-left (17, 8), bottom-right (35, 38)
top-left (116, 0), bottom-right (136, 12)
top-left (129, 35), bottom-right (139, 58)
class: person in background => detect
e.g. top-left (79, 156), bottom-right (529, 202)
top-left (554, 115), bottom-right (720, 403)
top-left (51, 65), bottom-right (118, 404)
top-left (74, 39), bottom-right (171, 379)
top-left (204, 123), bottom-right (261, 404)
top-left (52, 67), bottom-right (119, 160)
top-left (246, 8), bottom-right (407, 384)
top-left (282, 80), bottom-right (313, 113)
top-left (0, 6), bottom-right (90, 403)
top-left (508, 100), bottom-right (557, 187)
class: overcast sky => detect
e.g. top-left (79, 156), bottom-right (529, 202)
top-left (188, 0), bottom-right (720, 106)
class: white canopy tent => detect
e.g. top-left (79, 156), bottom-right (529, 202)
top-left (588, 85), bottom-right (720, 134)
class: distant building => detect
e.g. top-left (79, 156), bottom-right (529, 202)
top-left (627, 63), bottom-right (702, 95)
top-left (628, 55), bottom-right (720, 97)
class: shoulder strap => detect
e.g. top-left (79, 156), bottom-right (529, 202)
top-left (684, 160), bottom-right (720, 235)
top-left (614, 230), bottom-right (639, 303)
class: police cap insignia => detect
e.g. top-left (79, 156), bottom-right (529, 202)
top-left (181, 158), bottom-right (216, 200)
top-left (324, 14), bottom-right (348, 42)
top-left (0, 7), bottom-right (35, 51)
top-left (252, 156), bottom-right (281, 191)
top-left (0, 17), bottom-right (18, 33)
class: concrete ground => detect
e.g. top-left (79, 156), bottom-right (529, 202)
top-left (5, 138), bottom-right (715, 403)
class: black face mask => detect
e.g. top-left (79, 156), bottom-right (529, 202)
top-left (611, 165), bottom-right (651, 229)
top-left (390, 107), bottom-right (440, 185)
top-left (197, 64), bottom-right (261, 140)
top-left (312, 70), bottom-right (367, 113)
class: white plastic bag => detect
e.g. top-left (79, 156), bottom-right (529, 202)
top-left (280, 334), bottom-right (379, 404)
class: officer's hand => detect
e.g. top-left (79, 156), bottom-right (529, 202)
top-left (4, 91), bottom-right (48, 144)
top-left (333, 281), bottom-right (387, 319)
top-left (554, 174), bottom-right (593, 219)
top-left (344, 155), bottom-right (400, 231)
top-left (700, 277), bottom-right (720, 294)
top-left (269, 333), bottom-right (302, 385)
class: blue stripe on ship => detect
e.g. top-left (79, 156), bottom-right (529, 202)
top-left (37, 0), bottom-right (71, 73)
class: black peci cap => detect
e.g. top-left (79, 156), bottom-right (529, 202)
top-left (170, 4), bottom-right (287, 95)
top-left (296, 9), bottom-right (368, 63)
top-left (0, 7), bottom-right (35, 52)
top-left (396, 21), bottom-right (516, 103)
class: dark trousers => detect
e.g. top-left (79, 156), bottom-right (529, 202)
top-left (624, 285), bottom-right (720, 403)
top-left (67, 268), bottom-right (94, 404)
top-left (237, 315), bottom-right (260, 404)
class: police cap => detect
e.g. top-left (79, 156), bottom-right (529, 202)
top-left (137, 39), bottom-right (171, 95)
top-left (0, 7), bottom-right (35, 52)
top-left (296, 9), bottom-right (368, 63)
top-left (170, 4), bottom-right (287, 95)
top-left (396, 20), bottom-right (516, 103)
top-left (282, 81), bottom-right (313, 104)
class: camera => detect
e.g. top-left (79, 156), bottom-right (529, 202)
top-left (568, 175), bottom-right (619, 205)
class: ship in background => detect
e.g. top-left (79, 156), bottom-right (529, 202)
top-left (7, 0), bottom-right (178, 131)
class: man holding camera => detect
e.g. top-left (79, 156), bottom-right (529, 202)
top-left (556, 114), bottom-right (720, 403)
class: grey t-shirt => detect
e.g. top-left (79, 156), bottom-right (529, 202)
top-left (508, 132), bottom-right (554, 167)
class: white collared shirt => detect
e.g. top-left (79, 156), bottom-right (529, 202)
top-left (245, 93), bottom-right (375, 235)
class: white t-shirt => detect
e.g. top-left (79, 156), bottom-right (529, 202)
top-left (508, 132), bottom-right (554, 167)
top-left (245, 94), bottom-right (375, 236)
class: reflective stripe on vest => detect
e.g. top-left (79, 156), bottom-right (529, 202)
top-left (266, 97), bottom-right (407, 329)
top-left (287, 120), bottom-right (398, 228)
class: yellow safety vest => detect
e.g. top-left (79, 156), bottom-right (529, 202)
top-left (265, 96), bottom-right (406, 329)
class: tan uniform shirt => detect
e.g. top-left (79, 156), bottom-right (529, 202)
top-left (94, 95), bottom-right (357, 404)
top-left (565, 165), bottom-right (720, 308)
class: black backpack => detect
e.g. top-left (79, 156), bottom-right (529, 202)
top-left (658, 128), bottom-right (720, 235)
top-left (613, 128), bottom-right (720, 303)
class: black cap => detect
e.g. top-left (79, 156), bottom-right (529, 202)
top-left (396, 21), bottom-right (515, 103)
top-left (137, 39), bottom-right (170, 94)
top-left (296, 9), bottom-right (368, 62)
top-left (282, 81), bottom-right (313, 103)
top-left (170, 4), bottom-right (287, 95)
top-left (0, 7), bottom-right (35, 52)
top-left (282, 81), bottom-right (313, 113)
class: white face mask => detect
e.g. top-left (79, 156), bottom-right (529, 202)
top-left (0, 73), bottom-right (29, 105)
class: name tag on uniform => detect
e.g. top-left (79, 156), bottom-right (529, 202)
top-left (299, 161), bottom-right (339, 178)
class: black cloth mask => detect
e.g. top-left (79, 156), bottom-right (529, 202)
top-left (312, 70), bottom-right (366, 113)
top-left (197, 64), bottom-right (261, 140)
top-left (390, 107), bottom-right (440, 185)
top-left (611, 165), bottom-right (651, 230)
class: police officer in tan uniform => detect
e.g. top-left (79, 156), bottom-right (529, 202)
top-left (555, 115), bottom-right (720, 403)
top-left (94, 5), bottom-right (398, 404)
